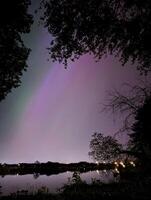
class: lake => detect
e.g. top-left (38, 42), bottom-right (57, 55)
top-left (0, 170), bottom-right (119, 196)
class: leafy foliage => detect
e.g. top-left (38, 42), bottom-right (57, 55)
top-left (89, 132), bottom-right (123, 162)
top-left (41, 0), bottom-right (151, 73)
top-left (0, 0), bottom-right (33, 101)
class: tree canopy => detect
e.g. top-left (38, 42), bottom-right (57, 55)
top-left (0, 0), bottom-right (33, 101)
top-left (88, 132), bottom-right (123, 162)
top-left (41, 0), bottom-right (151, 73)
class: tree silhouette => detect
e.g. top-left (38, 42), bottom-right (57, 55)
top-left (104, 82), bottom-right (151, 161)
top-left (0, 0), bottom-right (33, 101)
top-left (130, 96), bottom-right (151, 161)
top-left (89, 132), bottom-right (123, 162)
top-left (104, 82), bottom-right (151, 135)
top-left (41, 0), bottom-right (151, 73)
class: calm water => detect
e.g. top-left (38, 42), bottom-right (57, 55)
top-left (0, 170), bottom-right (119, 196)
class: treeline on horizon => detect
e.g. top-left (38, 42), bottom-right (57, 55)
top-left (0, 161), bottom-right (113, 175)
top-left (0, 159), bottom-right (137, 176)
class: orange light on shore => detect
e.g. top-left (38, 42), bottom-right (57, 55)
top-left (114, 168), bottom-right (120, 173)
top-left (95, 161), bottom-right (99, 165)
top-left (114, 161), bottom-right (119, 167)
top-left (119, 161), bottom-right (125, 168)
top-left (130, 161), bottom-right (135, 167)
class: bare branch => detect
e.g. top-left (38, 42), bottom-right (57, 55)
top-left (103, 80), bottom-right (151, 137)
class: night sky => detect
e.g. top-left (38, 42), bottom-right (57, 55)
top-left (0, 1), bottom-right (146, 164)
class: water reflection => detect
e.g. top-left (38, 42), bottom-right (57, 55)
top-left (33, 173), bottom-right (40, 179)
top-left (0, 170), bottom-right (118, 196)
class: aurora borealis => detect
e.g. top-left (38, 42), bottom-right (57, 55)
top-left (0, 1), bottom-right (143, 164)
